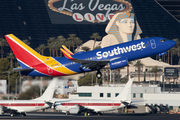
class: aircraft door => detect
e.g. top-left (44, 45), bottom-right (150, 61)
top-left (150, 39), bottom-right (156, 49)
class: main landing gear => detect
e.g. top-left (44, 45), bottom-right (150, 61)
top-left (96, 71), bottom-right (102, 79)
top-left (10, 112), bottom-right (26, 117)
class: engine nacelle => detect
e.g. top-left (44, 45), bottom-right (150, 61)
top-left (109, 57), bottom-right (128, 70)
top-left (0, 105), bottom-right (4, 115)
top-left (68, 107), bottom-right (79, 114)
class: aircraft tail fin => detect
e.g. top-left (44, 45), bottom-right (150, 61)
top-left (113, 77), bottom-right (133, 103)
top-left (62, 45), bottom-right (74, 55)
top-left (60, 48), bottom-right (74, 60)
top-left (4, 34), bottom-right (46, 69)
top-left (34, 78), bottom-right (57, 101)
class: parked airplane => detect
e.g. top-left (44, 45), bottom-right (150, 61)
top-left (54, 77), bottom-right (133, 116)
top-left (0, 78), bottom-right (57, 117)
top-left (5, 34), bottom-right (176, 78)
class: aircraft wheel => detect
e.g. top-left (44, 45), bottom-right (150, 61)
top-left (21, 113), bottom-right (26, 117)
top-left (96, 71), bottom-right (102, 79)
top-left (97, 112), bottom-right (102, 116)
top-left (65, 111), bottom-right (69, 115)
top-left (10, 113), bottom-right (15, 117)
top-left (87, 112), bottom-right (92, 116)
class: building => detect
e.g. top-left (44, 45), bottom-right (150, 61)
top-left (156, 0), bottom-right (180, 22)
top-left (69, 82), bottom-right (180, 113)
top-left (0, 0), bottom-right (179, 59)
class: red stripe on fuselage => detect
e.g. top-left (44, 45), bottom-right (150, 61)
top-left (0, 103), bottom-right (45, 107)
top-left (62, 103), bottom-right (121, 106)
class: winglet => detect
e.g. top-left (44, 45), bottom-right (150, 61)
top-left (62, 45), bottom-right (74, 55)
top-left (60, 48), bottom-right (74, 60)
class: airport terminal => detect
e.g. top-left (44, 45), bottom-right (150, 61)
top-left (0, 0), bottom-right (180, 117)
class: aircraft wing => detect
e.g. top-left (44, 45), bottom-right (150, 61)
top-left (70, 59), bottom-right (109, 69)
top-left (60, 45), bottom-right (110, 69)
top-left (12, 68), bottom-right (35, 72)
top-left (74, 104), bottom-right (95, 113)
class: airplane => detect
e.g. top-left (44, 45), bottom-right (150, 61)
top-left (4, 34), bottom-right (176, 79)
top-left (0, 78), bottom-right (57, 117)
top-left (53, 77), bottom-right (133, 116)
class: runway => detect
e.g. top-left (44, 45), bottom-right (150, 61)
top-left (1, 112), bottom-right (180, 120)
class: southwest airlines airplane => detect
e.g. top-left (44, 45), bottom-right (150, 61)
top-left (0, 78), bottom-right (57, 116)
top-left (5, 34), bottom-right (176, 78)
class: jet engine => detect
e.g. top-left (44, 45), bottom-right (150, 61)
top-left (109, 57), bottom-right (128, 70)
top-left (0, 105), bottom-right (4, 115)
top-left (68, 107), bottom-right (80, 114)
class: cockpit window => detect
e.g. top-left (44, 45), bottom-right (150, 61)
top-left (160, 38), bottom-right (168, 42)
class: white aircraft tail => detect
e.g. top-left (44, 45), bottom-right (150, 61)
top-left (34, 77), bottom-right (57, 101)
top-left (113, 77), bottom-right (133, 103)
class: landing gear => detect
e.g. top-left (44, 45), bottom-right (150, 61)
top-left (10, 113), bottom-right (15, 117)
top-left (21, 113), bottom-right (26, 117)
top-left (96, 71), bottom-right (102, 79)
top-left (65, 111), bottom-right (69, 115)
top-left (97, 112), bottom-right (102, 116)
top-left (87, 112), bottom-right (92, 116)
top-left (84, 112), bottom-right (92, 116)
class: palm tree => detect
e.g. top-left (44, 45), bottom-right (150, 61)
top-left (47, 37), bottom-right (56, 43)
top-left (57, 35), bottom-right (66, 56)
top-left (40, 44), bottom-right (46, 55)
top-left (47, 42), bottom-right (52, 56)
top-left (90, 33), bottom-right (101, 49)
top-left (172, 38), bottom-right (180, 64)
top-left (47, 37), bottom-right (56, 56)
top-left (117, 68), bottom-right (121, 83)
top-left (36, 44), bottom-right (46, 55)
top-left (67, 34), bottom-right (76, 53)
top-left (93, 46), bottom-right (101, 50)
top-left (169, 47), bottom-right (176, 65)
top-left (51, 43), bottom-right (56, 57)
top-left (151, 66), bottom-right (162, 84)
top-left (0, 37), bottom-right (8, 58)
top-left (35, 46), bottom-right (41, 54)
top-left (22, 39), bottom-right (30, 46)
top-left (173, 47), bottom-right (180, 65)
top-left (7, 51), bottom-right (15, 68)
top-left (81, 46), bottom-right (90, 52)
top-left (74, 37), bottom-right (83, 48)
top-left (134, 60), bottom-right (144, 84)
top-left (65, 40), bottom-right (73, 50)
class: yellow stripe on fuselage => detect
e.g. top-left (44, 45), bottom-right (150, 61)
top-left (9, 34), bottom-right (77, 75)
top-left (44, 58), bottom-right (77, 75)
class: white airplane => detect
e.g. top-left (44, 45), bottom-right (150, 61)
top-left (54, 77), bottom-right (133, 116)
top-left (0, 78), bottom-right (57, 117)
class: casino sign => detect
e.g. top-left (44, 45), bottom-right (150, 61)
top-left (45, 0), bottom-right (133, 24)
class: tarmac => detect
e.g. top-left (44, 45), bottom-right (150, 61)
top-left (0, 112), bottom-right (180, 120)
